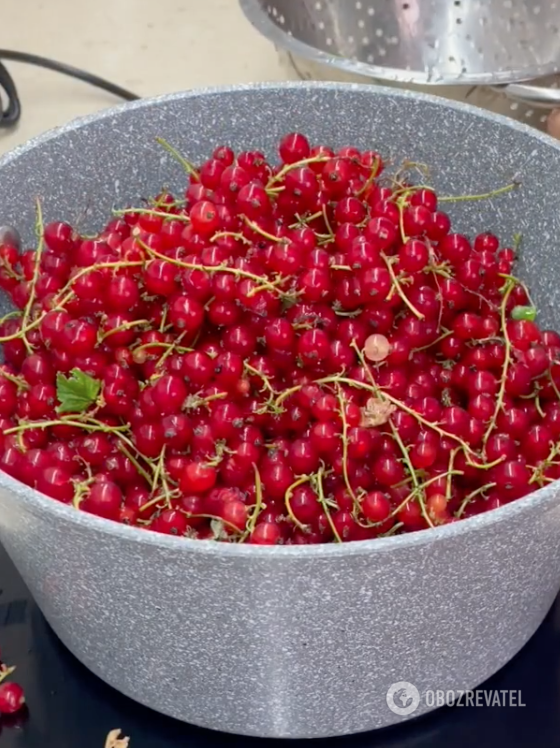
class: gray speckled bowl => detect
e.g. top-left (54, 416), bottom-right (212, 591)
top-left (0, 83), bottom-right (560, 739)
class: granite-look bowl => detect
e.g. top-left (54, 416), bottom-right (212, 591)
top-left (0, 83), bottom-right (560, 739)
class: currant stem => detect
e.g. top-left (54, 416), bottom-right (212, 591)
top-left (439, 181), bottom-right (519, 203)
top-left (242, 217), bottom-right (285, 244)
top-left (141, 243), bottom-right (292, 300)
top-left (455, 483), bottom-right (496, 518)
top-left (5, 418), bottom-right (128, 436)
top-left (99, 318), bottom-right (151, 341)
top-left (357, 157), bottom-right (381, 197)
top-left (245, 463), bottom-right (264, 537)
top-left (483, 279), bottom-right (515, 446)
top-left (381, 253), bottom-right (424, 320)
top-left (335, 387), bottom-right (361, 512)
top-left (389, 418), bottom-right (433, 528)
top-left (153, 331), bottom-right (187, 373)
top-left (155, 137), bottom-right (200, 180)
top-left (0, 665), bottom-right (16, 685)
top-left (113, 207), bottom-right (190, 223)
top-left (315, 465), bottom-right (342, 543)
top-left (210, 230), bottom-right (251, 246)
top-left (116, 442), bottom-right (154, 483)
top-left (0, 370), bottom-right (28, 389)
top-left (284, 476), bottom-right (311, 532)
top-left (266, 155), bottom-right (330, 189)
top-left (20, 198), bottom-right (46, 353)
top-left (350, 345), bottom-right (478, 456)
top-left (396, 196), bottom-right (408, 245)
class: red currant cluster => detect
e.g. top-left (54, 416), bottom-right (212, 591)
top-left (0, 132), bottom-right (555, 545)
top-left (0, 648), bottom-right (25, 716)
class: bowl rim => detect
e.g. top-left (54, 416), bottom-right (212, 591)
top-left (1, 79), bottom-right (560, 558)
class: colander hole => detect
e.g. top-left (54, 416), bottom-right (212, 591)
top-left (503, 0), bottom-right (512, 7)
top-left (367, 53), bottom-right (375, 62)
top-left (362, 36), bottom-right (370, 44)
top-left (525, 109), bottom-right (535, 118)
top-left (318, 20), bottom-right (325, 29)
top-left (378, 47), bottom-right (387, 56)
top-left (533, 5), bottom-right (541, 13)
top-left (348, 35), bottom-right (355, 43)
top-left (271, 6), bottom-right (277, 16)
top-left (355, 0), bottom-right (362, 8)
top-left (314, 1), bottom-right (322, 8)
top-left (367, 7), bottom-right (375, 15)
top-left (358, 19), bottom-right (365, 28)
top-left (278, 14), bottom-right (285, 24)
top-left (456, 17), bottom-right (462, 23)
top-left (540, 115), bottom-right (549, 123)
top-left (402, 3), bottom-right (410, 8)
top-left (326, 37), bottom-right (333, 46)
top-left (376, 28), bottom-right (383, 37)
top-left (510, 102), bottom-right (519, 110)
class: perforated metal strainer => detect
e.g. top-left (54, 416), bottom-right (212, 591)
top-left (240, 0), bottom-right (560, 131)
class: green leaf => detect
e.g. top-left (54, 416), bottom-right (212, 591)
top-left (56, 368), bottom-right (101, 414)
top-left (511, 305), bottom-right (537, 322)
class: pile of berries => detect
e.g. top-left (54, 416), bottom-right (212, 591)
top-left (0, 649), bottom-right (25, 716)
top-left (0, 131), bottom-right (556, 545)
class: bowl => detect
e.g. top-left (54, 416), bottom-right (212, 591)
top-left (1, 82), bottom-right (560, 739)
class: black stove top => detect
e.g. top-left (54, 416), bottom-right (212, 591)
top-left (1, 542), bottom-right (559, 748)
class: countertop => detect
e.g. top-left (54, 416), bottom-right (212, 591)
top-left (0, 0), bottom-right (296, 155)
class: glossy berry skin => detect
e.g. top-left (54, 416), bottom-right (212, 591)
top-left (0, 682), bottom-right (25, 714)
top-left (0, 131), bottom-right (556, 548)
top-left (180, 462), bottom-right (217, 495)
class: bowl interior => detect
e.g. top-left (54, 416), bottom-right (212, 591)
top-left (1, 83), bottom-right (560, 552)
top-left (1, 84), bottom-right (559, 327)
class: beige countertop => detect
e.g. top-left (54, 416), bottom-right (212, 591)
top-left (2, 1), bottom-right (557, 153)
top-left (0, 0), bottom-right (297, 155)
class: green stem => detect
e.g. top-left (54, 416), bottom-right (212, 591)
top-left (439, 181), bottom-right (518, 203)
top-left (381, 253), bottom-right (424, 320)
top-left (316, 466), bottom-right (341, 543)
top-left (389, 418), bottom-right (433, 528)
top-left (113, 207), bottom-right (190, 223)
top-left (483, 280), bottom-right (515, 446)
top-left (284, 477), bottom-right (311, 532)
top-left (155, 137), bottom-right (200, 180)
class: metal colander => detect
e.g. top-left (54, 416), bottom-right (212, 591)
top-left (240, 0), bottom-right (560, 131)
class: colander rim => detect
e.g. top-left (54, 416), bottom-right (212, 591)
top-left (239, 0), bottom-right (560, 87)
